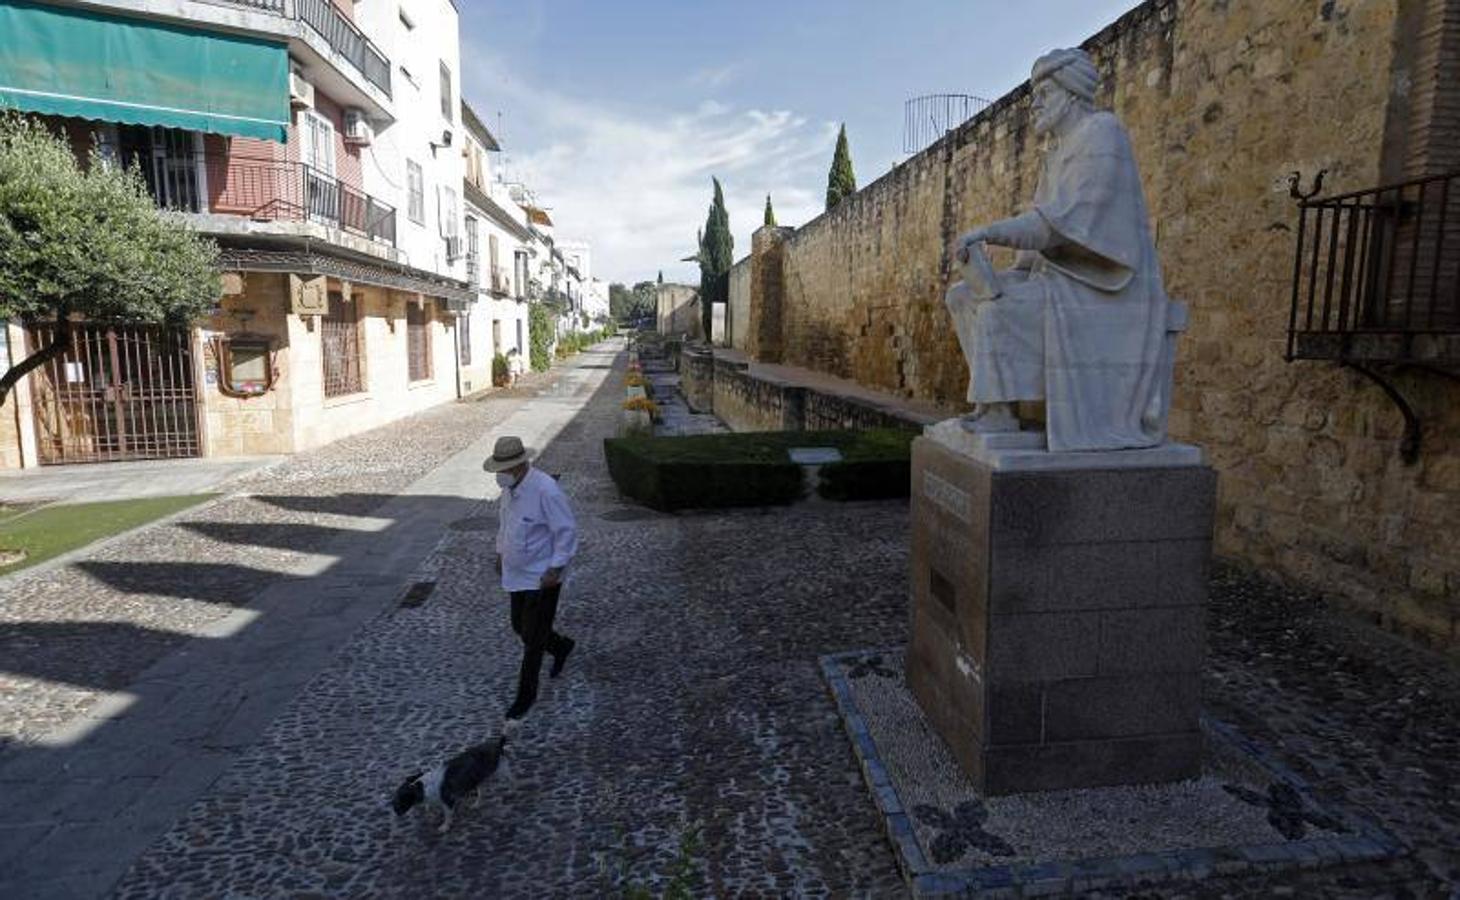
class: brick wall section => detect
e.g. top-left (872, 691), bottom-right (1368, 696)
top-left (739, 0), bottom-right (1460, 652)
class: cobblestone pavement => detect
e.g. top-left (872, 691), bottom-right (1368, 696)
top-left (0, 367), bottom-right (561, 752)
top-left (6, 338), bottom-right (1460, 898)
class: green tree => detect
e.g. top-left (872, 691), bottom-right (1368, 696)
top-left (764, 194), bottom-right (777, 227)
top-left (825, 123), bottom-right (857, 210)
top-left (697, 178), bottom-right (733, 340)
top-left (0, 115), bottom-right (221, 405)
top-left (528, 300), bottom-right (556, 371)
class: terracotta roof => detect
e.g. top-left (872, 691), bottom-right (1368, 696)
top-left (523, 206), bottom-right (553, 226)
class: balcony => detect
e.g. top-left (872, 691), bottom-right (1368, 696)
top-left (197, 158), bottom-right (397, 247)
top-left (208, 0), bottom-right (391, 98)
top-left (466, 253), bottom-right (480, 288)
top-left (1286, 170), bottom-right (1460, 462)
top-left (491, 265), bottom-right (509, 296)
top-left (1288, 170), bottom-right (1460, 364)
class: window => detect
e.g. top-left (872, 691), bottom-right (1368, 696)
top-left (492, 319), bottom-right (502, 355)
top-left (515, 319), bottom-right (523, 354)
top-left (407, 160), bottom-right (424, 224)
top-left (407, 301), bottom-right (432, 381)
top-left (322, 292), bottom-right (364, 397)
top-left (216, 336), bottom-right (274, 398)
top-left (439, 62), bottom-right (453, 122)
top-left (439, 186), bottom-right (459, 238)
top-left (459, 313), bottom-right (472, 367)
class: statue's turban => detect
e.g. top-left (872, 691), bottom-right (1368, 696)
top-left (1032, 48), bottom-right (1099, 102)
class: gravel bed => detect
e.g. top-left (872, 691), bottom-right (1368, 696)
top-left (840, 649), bottom-right (1333, 870)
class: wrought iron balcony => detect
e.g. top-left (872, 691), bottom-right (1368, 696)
top-left (465, 253), bottom-right (480, 288)
top-left (208, 0), bottom-right (391, 97)
top-left (200, 158), bottom-right (397, 247)
top-left (1288, 170), bottom-right (1460, 364)
top-left (1286, 169), bottom-right (1460, 462)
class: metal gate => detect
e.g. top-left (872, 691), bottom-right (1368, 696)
top-left (27, 323), bottom-right (200, 465)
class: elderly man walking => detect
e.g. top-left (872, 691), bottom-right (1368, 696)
top-left (485, 436), bottom-right (577, 722)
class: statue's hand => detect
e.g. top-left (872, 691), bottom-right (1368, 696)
top-left (952, 228), bottom-right (988, 264)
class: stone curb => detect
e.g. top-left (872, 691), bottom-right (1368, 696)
top-left (819, 647), bottom-right (1406, 898)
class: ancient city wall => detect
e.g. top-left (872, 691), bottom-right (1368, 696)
top-left (741, 0), bottom-right (1460, 651)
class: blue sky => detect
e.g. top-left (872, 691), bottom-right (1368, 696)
top-left (460, 0), bottom-right (1137, 284)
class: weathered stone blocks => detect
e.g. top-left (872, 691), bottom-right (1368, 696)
top-left (907, 434), bottom-right (1216, 795)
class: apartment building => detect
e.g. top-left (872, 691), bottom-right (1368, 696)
top-left (0, 0), bottom-right (470, 467)
top-left (459, 99), bottom-right (531, 394)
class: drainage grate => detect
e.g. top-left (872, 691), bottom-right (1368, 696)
top-left (399, 580), bottom-right (437, 608)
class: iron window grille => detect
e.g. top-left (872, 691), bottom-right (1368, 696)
top-left (322, 291), bottom-right (364, 397)
top-left (407, 301), bottom-right (432, 382)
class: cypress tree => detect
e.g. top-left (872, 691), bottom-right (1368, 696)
top-left (825, 123), bottom-right (857, 210)
top-left (764, 194), bottom-right (777, 227)
top-left (698, 178), bottom-right (734, 341)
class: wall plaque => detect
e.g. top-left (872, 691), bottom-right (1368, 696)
top-left (289, 274), bottom-right (329, 316)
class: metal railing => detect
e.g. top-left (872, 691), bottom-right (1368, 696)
top-left (1287, 171), bottom-right (1460, 362)
top-left (903, 94), bottom-right (991, 155)
top-left (204, 158), bottom-right (397, 247)
top-left (465, 253), bottom-right (480, 288)
top-left (210, 0), bottom-right (392, 97)
top-left (296, 0), bottom-right (391, 97)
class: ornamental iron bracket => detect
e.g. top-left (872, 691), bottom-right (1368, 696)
top-left (1342, 362), bottom-right (1422, 465)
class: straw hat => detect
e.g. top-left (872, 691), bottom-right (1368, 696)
top-left (482, 435), bottom-right (535, 472)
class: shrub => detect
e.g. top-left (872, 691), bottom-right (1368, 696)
top-left (492, 353), bottom-right (510, 387)
top-left (604, 436), bottom-right (802, 512)
top-left (622, 396), bottom-right (659, 415)
top-left (528, 303), bottom-right (555, 371)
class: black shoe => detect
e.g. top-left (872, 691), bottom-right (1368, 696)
top-left (550, 638), bottom-right (575, 678)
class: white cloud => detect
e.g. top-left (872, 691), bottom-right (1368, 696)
top-left (462, 47), bottom-right (834, 285)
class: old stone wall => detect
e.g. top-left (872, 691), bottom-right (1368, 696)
top-left (710, 357), bottom-right (796, 433)
top-left (679, 348), bottom-right (716, 414)
top-left (728, 258), bottom-right (751, 351)
top-left (742, 0), bottom-right (1460, 651)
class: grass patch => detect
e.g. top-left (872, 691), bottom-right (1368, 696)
top-left (0, 494), bottom-right (218, 576)
top-left (602, 429), bottom-right (915, 511)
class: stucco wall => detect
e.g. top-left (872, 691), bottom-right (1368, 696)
top-left (740, 0), bottom-right (1460, 650)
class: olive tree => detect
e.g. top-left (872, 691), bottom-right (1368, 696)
top-left (0, 114), bottom-right (221, 405)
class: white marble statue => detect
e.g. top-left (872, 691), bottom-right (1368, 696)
top-left (945, 48), bottom-right (1181, 453)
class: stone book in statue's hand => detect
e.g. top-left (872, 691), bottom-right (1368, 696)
top-left (960, 242), bottom-right (1002, 301)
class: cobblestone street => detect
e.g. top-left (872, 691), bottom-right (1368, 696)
top-left (1, 341), bottom-right (1457, 897)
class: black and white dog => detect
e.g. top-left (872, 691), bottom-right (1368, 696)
top-left (391, 726), bottom-right (513, 834)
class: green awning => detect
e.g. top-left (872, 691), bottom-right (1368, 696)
top-left (0, 0), bottom-right (289, 142)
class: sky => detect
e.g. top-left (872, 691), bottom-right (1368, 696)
top-left (459, 0), bottom-right (1137, 285)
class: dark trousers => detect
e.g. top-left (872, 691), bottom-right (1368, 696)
top-left (507, 585), bottom-right (571, 718)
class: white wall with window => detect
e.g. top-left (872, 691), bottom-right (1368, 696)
top-left (354, 0), bottom-right (464, 281)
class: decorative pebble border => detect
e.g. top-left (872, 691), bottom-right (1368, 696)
top-left (820, 647), bottom-right (1403, 897)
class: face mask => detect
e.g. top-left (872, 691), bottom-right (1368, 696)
top-left (496, 472), bottom-right (517, 490)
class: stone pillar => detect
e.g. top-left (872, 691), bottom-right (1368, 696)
top-left (907, 426), bottom-right (1215, 796)
top-left (748, 226), bottom-right (791, 363)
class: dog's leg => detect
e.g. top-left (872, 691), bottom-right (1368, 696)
top-left (437, 806), bottom-right (454, 835)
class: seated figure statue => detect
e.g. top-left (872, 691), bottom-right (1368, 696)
top-left (946, 48), bottom-right (1183, 453)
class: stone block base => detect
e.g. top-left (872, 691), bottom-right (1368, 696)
top-left (907, 431), bottom-right (1217, 795)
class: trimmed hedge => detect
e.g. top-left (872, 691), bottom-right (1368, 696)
top-left (602, 429), bottom-right (915, 511)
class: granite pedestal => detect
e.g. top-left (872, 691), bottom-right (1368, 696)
top-left (906, 425), bottom-right (1216, 795)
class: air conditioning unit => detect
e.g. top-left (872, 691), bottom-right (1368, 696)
top-left (288, 68), bottom-right (314, 109)
top-left (444, 236), bottom-right (462, 261)
top-left (343, 109), bottom-right (372, 146)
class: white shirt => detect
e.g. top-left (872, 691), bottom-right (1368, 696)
top-left (496, 467), bottom-right (578, 592)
